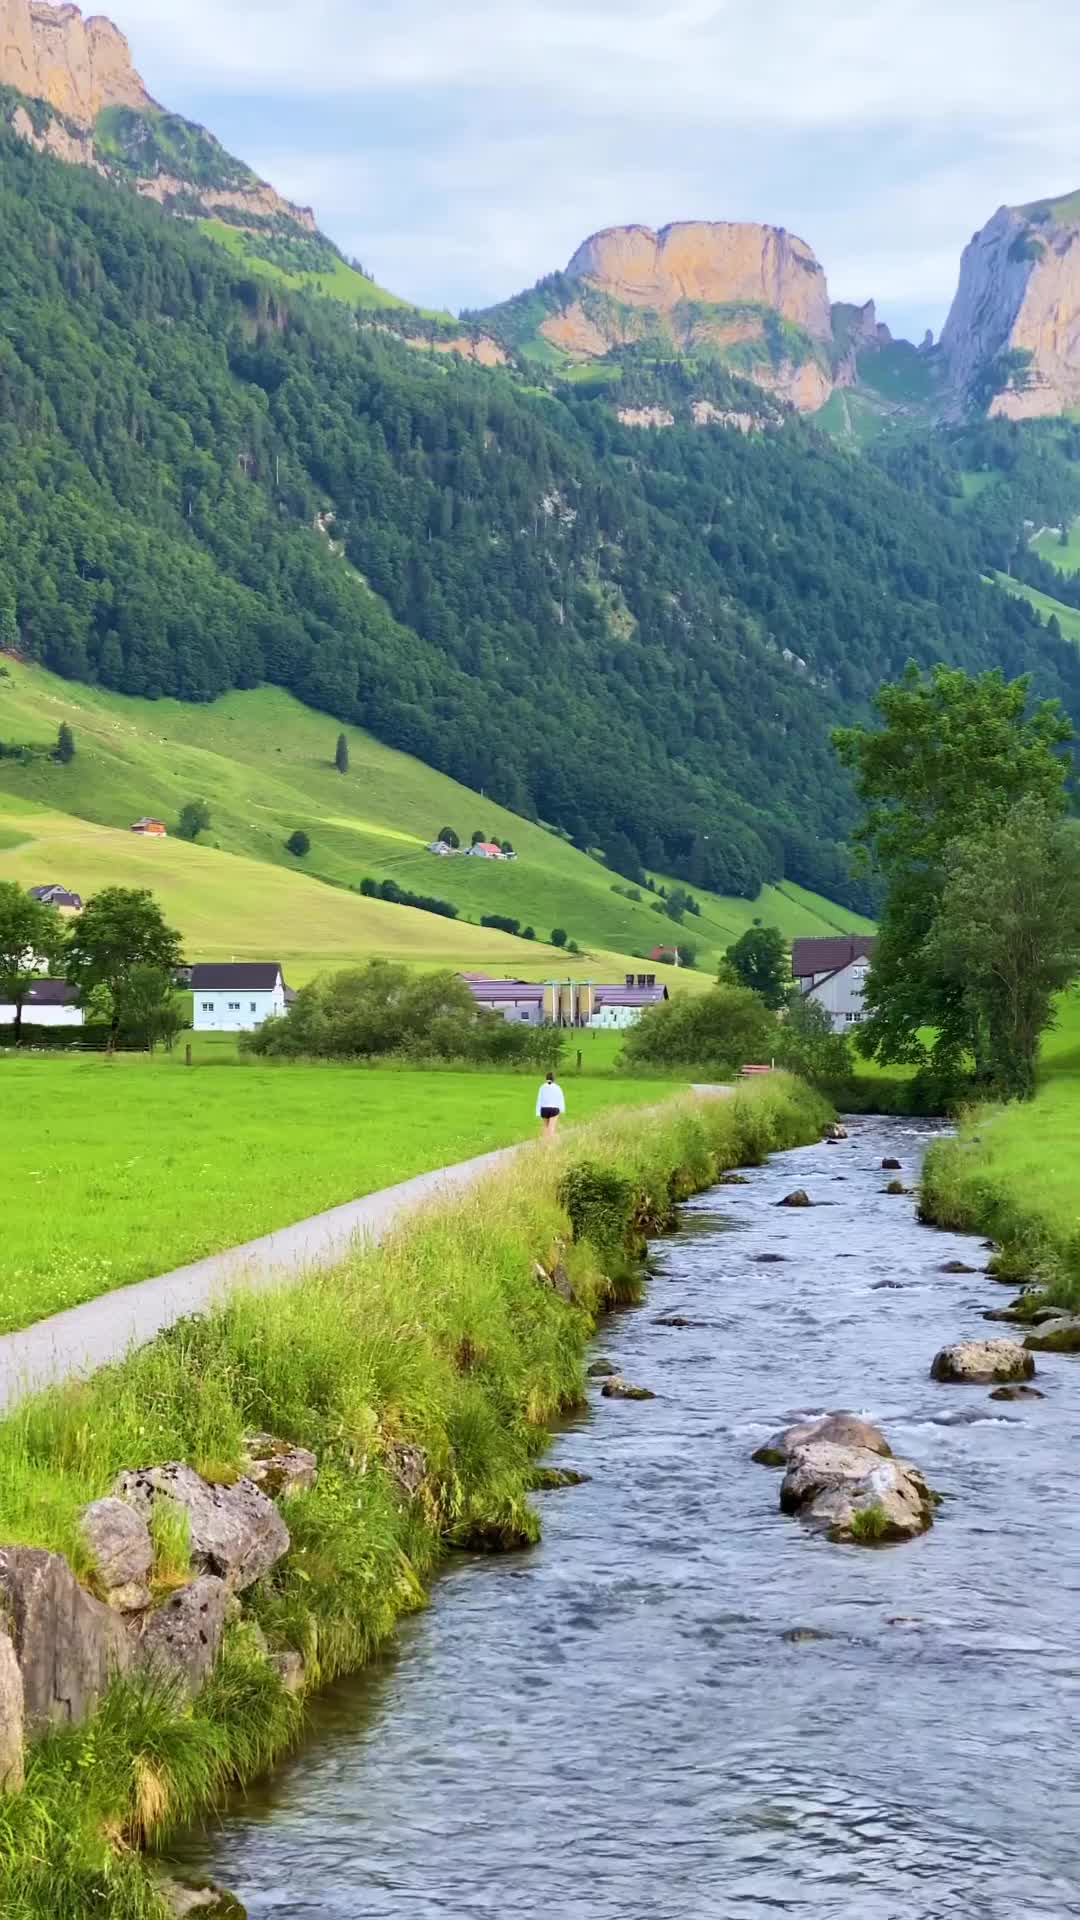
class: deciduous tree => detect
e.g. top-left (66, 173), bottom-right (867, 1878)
top-left (725, 926), bottom-right (790, 1008)
top-left (0, 882), bottom-right (64, 1043)
top-left (67, 888), bottom-right (184, 1050)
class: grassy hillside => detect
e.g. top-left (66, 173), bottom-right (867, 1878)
top-left (1031, 518), bottom-right (1080, 573)
top-left (992, 571), bottom-right (1080, 645)
top-left (0, 661), bottom-right (871, 979)
top-left (197, 219), bottom-right (438, 315)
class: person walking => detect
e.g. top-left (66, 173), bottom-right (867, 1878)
top-left (536, 1071), bottom-right (566, 1139)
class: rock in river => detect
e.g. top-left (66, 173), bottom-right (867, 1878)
top-left (778, 1190), bottom-right (813, 1208)
top-left (601, 1377), bottom-right (657, 1401)
top-left (939, 1260), bottom-right (978, 1275)
top-left (780, 1442), bottom-right (935, 1544)
top-left (930, 1339), bottom-right (1035, 1385)
top-left (882, 1158), bottom-right (903, 1171)
top-left (990, 1384), bottom-right (1046, 1402)
top-left (753, 1412), bottom-right (892, 1469)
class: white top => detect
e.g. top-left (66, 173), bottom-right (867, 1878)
top-left (536, 1081), bottom-right (566, 1116)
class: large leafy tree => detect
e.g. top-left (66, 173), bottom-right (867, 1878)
top-left (620, 982), bottom-right (776, 1070)
top-left (0, 882), bottom-right (64, 1042)
top-left (922, 798), bottom-right (1080, 1098)
top-left (724, 926), bottom-right (790, 1008)
top-left (66, 889), bottom-right (185, 1049)
top-left (834, 665), bottom-right (1073, 1075)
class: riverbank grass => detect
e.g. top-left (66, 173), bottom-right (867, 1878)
top-left (0, 1077), bottom-right (828, 1919)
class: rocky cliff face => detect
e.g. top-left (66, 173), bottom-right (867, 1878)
top-left (0, 0), bottom-right (150, 120)
top-left (940, 193), bottom-right (1080, 418)
top-left (566, 221), bottom-right (834, 338)
top-left (0, 0), bottom-right (315, 237)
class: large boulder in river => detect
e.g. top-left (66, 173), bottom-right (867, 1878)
top-left (115, 1464), bottom-right (289, 1593)
top-left (781, 1443), bottom-right (935, 1543)
top-left (78, 1497), bottom-right (153, 1612)
top-left (753, 1412), bottom-right (892, 1468)
top-left (1023, 1316), bottom-right (1080, 1354)
top-left (930, 1339), bottom-right (1035, 1385)
top-left (601, 1376), bottom-right (656, 1400)
top-left (778, 1190), bottom-right (812, 1208)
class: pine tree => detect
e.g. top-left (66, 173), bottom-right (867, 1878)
top-left (335, 733), bottom-right (349, 774)
top-left (55, 722), bottom-right (75, 763)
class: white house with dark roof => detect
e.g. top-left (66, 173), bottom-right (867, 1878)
top-left (191, 963), bottom-right (287, 1033)
top-left (0, 980), bottom-right (84, 1027)
top-left (792, 936), bottom-right (877, 1034)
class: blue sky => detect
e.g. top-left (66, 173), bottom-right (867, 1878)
top-left (126, 0), bottom-right (1080, 337)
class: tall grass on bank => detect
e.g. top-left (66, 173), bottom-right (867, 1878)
top-left (0, 1076), bottom-right (827, 1920)
top-left (921, 1081), bottom-right (1080, 1306)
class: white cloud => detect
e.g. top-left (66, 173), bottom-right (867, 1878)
top-left (116, 0), bottom-right (1080, 324)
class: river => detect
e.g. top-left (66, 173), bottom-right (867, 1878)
top-left (178, 1117), bottom-right (1080, 1918)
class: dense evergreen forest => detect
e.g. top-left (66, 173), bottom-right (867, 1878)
top-left (1, 127), bottom-right (1078, 909)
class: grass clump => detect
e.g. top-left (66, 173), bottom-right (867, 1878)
top-left (848, 1502), bottom-right (892, 1543)
top-left (0, 1077), bottom-right (827, 1914)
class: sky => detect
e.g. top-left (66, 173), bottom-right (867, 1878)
top-left (124, 0), bottom-right (1080, 337)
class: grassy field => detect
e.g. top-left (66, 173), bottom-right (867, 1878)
top-left (920, 989), bottom-right (1080, 1300)
top-left (0, 1051), bottom-right (684, 1333)
top-left (0, 1077), bottom-right (828, 1919)
top-left (1031, 518), bottom-right (1080, 574)
top-left (0, 659), bottom-right (871, 981)
top-left (991, 570), bottom-right (1080, 645)
top-left (198, 219), bottom-right (420, 313)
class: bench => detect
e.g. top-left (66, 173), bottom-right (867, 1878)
top-left (739, 1063), bottom-right (773, 1077)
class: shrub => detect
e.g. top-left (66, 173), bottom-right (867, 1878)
top-left (177, 799), bottom-right (211, 841)
top-left (556, 1160), bottom-right (635, 1252)
top-left (286, 829), bottom-right (310, 858)
top-left (480, 914), bottom-right (521, 935)
top-left (550, 928), bottom-right (568, 948)
top-left (621, 983), bottom-right (776, 1072)
top-left (246, 962), bottom-right (563, 1068)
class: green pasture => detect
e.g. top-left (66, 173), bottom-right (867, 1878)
top-left (0, 1052), bottom-right (682, 1332)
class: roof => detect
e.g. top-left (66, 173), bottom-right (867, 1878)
top-left (131, 817), bottom-right (166, 828)
top-left (463, 980), bottom-right (545, 1002)
top-left (29, 885), bottom-right (82, 907)
top-left (593, 986), bottom-right (668, 1008)
top-left (23, 979), bottom-right (79, 1007)
top-left (791, 935), bottom-right (876, 981)
top-left (190, 964), bottom-right (283, 990)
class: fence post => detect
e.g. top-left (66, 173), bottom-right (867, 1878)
top-left (185, 1042), bottom-right (192, 1068)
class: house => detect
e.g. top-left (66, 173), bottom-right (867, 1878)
top-left (131, 818), bottom-right (167, 837)
top-left (427, 841), bottom-right (455, 856)
top-left (28, 884), bottom-right (83, 914)
top-left (191, 963), bottom-right (288, 1033)
top-left (466, 841), bottom-right (504, 860)
top-left (792, 936), bottom-right (877, 1034)
top-left (0, 980), bottom-right (84, 1027)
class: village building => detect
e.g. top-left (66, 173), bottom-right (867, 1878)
top-left (584, 982), bottom-right (669, 1030)
top-left (131, 817), bottom-right (167, 837)
top-left (461, 974), bottom-right (668, 1029)
top-left (190, 963), bottom-right (288, 1034)
top-left (465, 841), bottom-right (505, 860)
top-left (792, 936), bottom-right (877, 1034)
top-left (28, 884), bottom-right (83, 914)
top-left (0, 980), bottom-right (84, 1028)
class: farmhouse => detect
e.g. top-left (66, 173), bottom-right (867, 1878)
top-left (28, 884), bottom-right (83, 914)
top-left (792, 936), bottom-right (877, 1034)
top-left (191, 963), bottom-right (288, 1034)
top-left (466, 841), bottom-right (504, 860)
top-left (131, 817), bottom-right (167, 837)
top-left (0, 980), bottom-right (84, 1027)
top-left (461, 974), bottom-right (668, 1029)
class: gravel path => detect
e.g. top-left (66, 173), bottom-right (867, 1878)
top-left (0, 1143), bottom-right (523, 1415)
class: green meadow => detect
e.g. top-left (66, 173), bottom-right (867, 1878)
top-left (0, 658), bottom-right (871, 983)
top-left (0, 1051), bottom-right (683, 1333)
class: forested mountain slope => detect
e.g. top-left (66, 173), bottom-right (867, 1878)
top-left (1, 130), bottom-right (1077, 913)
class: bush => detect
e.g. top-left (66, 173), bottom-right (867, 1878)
top-left (550, 928), bottom-right (568, 948)
top-left (621, 983), bottom-right (777, 1072)
top-left (774, 995), bottom-right (852, 1085)
top-left (556, 1160), bottom-right (635, 1252)
top-left (357, 877), bottom-right (459, 919)
top-left (286, 829), bottom-right (310, 858)
top-left (245, 962), bottom-right (564, 1068)
top-left (177, 799), bottom-right (211, 841)
top-left (480, 914), bottom-right (521, 936)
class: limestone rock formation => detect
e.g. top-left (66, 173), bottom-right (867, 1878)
top-left (136, 1575), bottom-right (228, 1696)
top-left (566, 222), bottom-right (833, 337)
top-left (78, 1496), bottom-right (153, 1611)
top-left (0, 0), bottom-right (316, 238)
top-left (242, 1435), bottom-right (319, 1500)
top-left (0, 1625), bottom-right (24, 1793)
top-left (940, 192), bottom-right (1080, 418)
top-left (0, 1545), bottom-right (133, 1732)
top-left (115, 1463), bottom-right (290, 1593)
top-left (930, 1339), bottom-right (1036, 1385)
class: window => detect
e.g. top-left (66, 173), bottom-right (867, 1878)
top-left (200, 1002), bottom-right (213, 1012)
top-left (250, 1002), bottom-right (257, 1012)
top-left (845, 1011), bottom-right (864, 1024)
top-left (520, 1011), bottom-right (529, 1021)
top-left (228, 1001), bottom-right (241, 1011)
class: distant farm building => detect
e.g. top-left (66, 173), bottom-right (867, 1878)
top-left (191, 963), bottom-right (288, 1034)
top-left (461, 974), bottom-right (668, 1030)
top-left (131, 817), bottom-right (167, 837)
top-left (792, 936), bottom-right (877, 1034)
top-left (28, 884), bottom-right (83, 914)
top-left (466, 841), bottom-right (505, 859)
top-left (427, 840), bottom-right (455, 856)
top-left (0, 980), bottom-right (84, 1028)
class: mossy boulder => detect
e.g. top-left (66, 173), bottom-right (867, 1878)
top-left (753, 1412), bottom-right (891, 1469)
top-left (931, 1339), bottom-right (1035, 1385)
top-left (1023, 1316), bottom-right (1080, 1354)
top-left (780, 1442), bottom-right (935, 1544)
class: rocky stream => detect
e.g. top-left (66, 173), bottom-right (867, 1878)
top-left (177, 1117), bottom-right (1080, 1918)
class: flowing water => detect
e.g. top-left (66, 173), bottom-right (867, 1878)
top-left (181, 1119), bottom-right (1080, 1918)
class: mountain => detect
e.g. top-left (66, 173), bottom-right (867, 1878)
top-left (4, 122), bottom-right (1080, 922)
top-left (0, 0), bottom-right (416, 312)
top-left (940, 190), bottom-right (1080, 420)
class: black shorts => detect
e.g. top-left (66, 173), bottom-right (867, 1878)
top-left (540, 1107), bottom-right (560, 1120)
